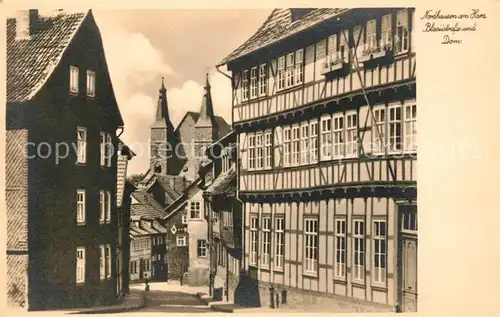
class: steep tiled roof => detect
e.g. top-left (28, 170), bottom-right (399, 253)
top-left (218, 8), bottom-right (348, 66)
top-left (139, 220), bottom-right (159, 234)
top-left (6, 10), bottom-right (89, 103)
top-left (205, 165), bottom-right (236, 196)
top-left (152, 220), bottom-right (168, 234)
top-left (130, 203), bottom-right (167, 219)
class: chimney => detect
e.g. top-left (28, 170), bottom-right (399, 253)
top-left (15, 9), bottom-right (39, 41)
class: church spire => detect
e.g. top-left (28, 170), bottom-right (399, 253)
top-left (153, 77), bottom-right (172, 127)
top-left (195, 73), bottom-right (216, 128)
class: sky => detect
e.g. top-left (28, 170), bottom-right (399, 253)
top-left (92, 9), bottom-right (271, 175)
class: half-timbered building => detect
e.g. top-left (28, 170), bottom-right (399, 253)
top-left (216, 8), bottom-right (417, 312)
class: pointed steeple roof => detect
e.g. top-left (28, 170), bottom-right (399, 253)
top-left (194, 73), bottom-right (217, 128)
top-left (152, 77), bottom-right (172, 128)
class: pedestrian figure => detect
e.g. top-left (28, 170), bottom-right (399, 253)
top-left (144, 273), bottom-right (150, 292)
top-left (395, 303), bottom-right (402, 313)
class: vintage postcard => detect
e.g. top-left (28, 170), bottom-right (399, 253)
top-left (2, 2), bottom-right (499, 316)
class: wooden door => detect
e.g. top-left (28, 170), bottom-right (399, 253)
top-left (397, 204), bottom-right (418, 312)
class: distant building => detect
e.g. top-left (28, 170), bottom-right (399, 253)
top-left (218, 8), bottom-right (417, 312)
top-left (6, 9), bottom-right (125, 310)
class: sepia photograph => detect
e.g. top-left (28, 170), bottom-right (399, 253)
top-left (5, 7), bottom-right (417, 313)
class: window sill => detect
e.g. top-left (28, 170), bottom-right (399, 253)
top-left (273, 267), bottom-right (284, 273)
top-left (77, 222), bottom-right (86, 226)
top-left (76, 282), bottom-right (85, 287)
top-left (302, 272), bottom-right (319, 279)
top-left (69, 91), bottom-right (79, 96)
top-left (371, 284), bottom-right (388, 292)
top-left (333, 278), bottom-right (347, 285)
top-left (352, 281), bottom-right (366, 288)
top-left (86, 94), bottom-right (96, 99)
top-left (75, 162), bottom-right (87, 167)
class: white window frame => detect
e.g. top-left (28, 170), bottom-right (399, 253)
top-left (277, 57), bottom-right (286, 90)
top-left (99, 190), bottom-right (106, 223)
top-left (373, 220), bottom-right (387, 284)
top-left (249, 216), bottom-right (258, 265)
top-left (353, 25), bottom-right (363, 56)
top-left (248, 134), bottom-right (255, 171)
top-left (274, 217), bottom-right (284, 270)
top-left (337, 30), bottom-right (348, 64)
top-left (404, 103), bottom-right (417, 153)
top-left (99, 245), bottom-right (105, 279)
top-left (291, 125), bottom-right (300, 166)
top-left (106, 190), bottom-right (111, 222)
top-left (76, 247), bottom-right (85, 284)
top-left (309, 120), bottom-right (318, 163)
top-left (396, 9), bottom-right (409, 54)
top-left (177, 235), bottom-right (187, 247)
top-left (77, 127), bottom-right (87, 164)
top-left (282, 127), bottom-right (291, 167)
top-left (300, 123), bottom-right (309, 165)
top-left (372, 107), bottom-right (386, 154)
top-left (332, 114), bottom-right (344, 159)
top-left (366, 19), bottom-right (377, 53)
top-left (106, 133), bottom-right (112, 167)
top-left (100, 132), bottom-right (106, 166)
top-left (401, 208), bottom-right (418, 232)
top-left (242, 70), bottom-right (249, 100)
top-left (304, 218), bottom-right (318, 274)
top-left (381, 14), bottom-right (393, 49)
top-left (259, 64), bottom-right (267, 95)
top-left (353, 220), bottom-right (365, 281)
top-left (76, 189), bottom-right (85, 225)
top-left (295, 49), bottom-right (304, 84)
top-left (190, 201), bottom-right (201, 219)
top-left (388, 104), bottom-right (403, 153)
top-left (335, 219), bottom-right (346, 279)
top-left (181, 211), bottom-right (188, 224)
top-left (264, 130), bottom-right (272, 169)
top-left (70, 66), bottom-right (79, 94)
top-left (255, 132), bottom-right (263, 170)
top-left (223, 210), bottom-right (233, 228)
top-left (345, 111), bottom-right (358, 158)
top-left (86, 70), bottom-right (95, 97)
top-left (320, 115), bottom-right (332, 161)
top-left (261, 217), bottom-right (271, 268)
top-left (197, 239), bottom-right (207, 258)
top-left (250, 67), bottom-right (258, 98)
top-left (286, 53), bottom-right (295, 87)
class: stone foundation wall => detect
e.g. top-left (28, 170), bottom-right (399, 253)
top-left (187, 266), bottom-right (209, 286)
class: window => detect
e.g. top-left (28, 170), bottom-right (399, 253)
top-left (181, 211), bottom-right (187, 224)
top-left (86, 70), bottom-right (95, 97)
top-left (130, 260), bottom-right (138, 274)
top-left (335, 219), bottom-right (346, 278)
top-left (76, 190), bottom-right (85, 224)
top-left (259, 64), bottom-right (267, 95)
top-left (250, 67), bottom-right (258, 98)
top-left (373, 108), bottom-right (386, 154)
top-left (309, 120), bottom-right (318, 163)
top-left (145, 259), bottom-right (150, 271)
top-left (388, 105), bottom-right (402, 153)
top-left (248, 134), bottom-right (255, 170)
top-left (76, 247), bottom-right (85, 284)
top-left (77, 127), bottom-right (87, 164)
top-left (402, 208), bottom-right (417, 231)
top-left (283, 127), bottom-right (291, 167)
top-left (320, 116), bottom-right (332, 160)
top-left (177, 235), bottom-right (187, 246)
top-left (190, 201), bottom-right (201, 219)
top-left (353, 220), bottom-right (365, 281)
top-left (396, 10), bottom-right (409, 54)
top-left (404, 104), bottom-right (417, 152)
top-left (223, 210), bottom-right (233, 228)
top-left (295, 49), bottom-right (304, 84)
top-left (277, 57), bottom-right (285, 90)
top-left (304, 218), bottom-right (318, 274)
top-left (353, 25), bottom-right (363, 53)
top-left (345, 112), bottom-right (358, 158)
top-left (197, 240), bottom-right (207, 257)
top-left (287, 53), bottom-right (296, 87)
top-left (327, 34), bottom-right (337, 67)
top-left (255, 133), bottom-right (263, 169)
top-left (373, 220), bottom-right (387, 284)
top-left (106, 134), bottom-right (112, 167)
top-left (300, 124), bottom-right (309, 164)
top-left (381, 14), bottom-right (393, 48)
top-left (100, 190), bottom-right (111, 224)
top-left (291, 125), bottom-right (300, 165)
top-left (106, 191), bottom-right (111, 222)
top-left (100, 244), bottom-right (112, 279)
top-left (337, 30), bottom-right (348, 63)
top-left (264, 131), bottom-right (272, 169)
top-left (275, 217), bottom-right (284, 269)
top-left (261, 217), bottom-right (271, 267)
top-left (100, 132), bottom-right (106, 166)
top-left (332, 115), bottom-right (344, 158)
top-left (242, 70), bottom-right (249, 100)
top-left (249, 216), bottom-right (258, 265)
top-left (70, 66), bottom-right (79, 93)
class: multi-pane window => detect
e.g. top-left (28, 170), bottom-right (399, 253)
top-left (353, 25), bottom-right (363, 52)
top-left (335, 219), bottom-right (346, 278)
top-left (373, 108), bottom-right (386, 154)
top-left (366, 19), bottom-right (377, 52)
top-left (242, 70), bottom-right (249, 100)
top-left (304, 218), bottom-right (318, 274)
top-left (248, 134), bottom-right (255, 170)
top-left (283, 127), bottom-right (291, 167)
top-left (327, 34), bottom-right (337, 65)
top-left (76, 190), bottom-right (85, 224)
top-left (77, 127), bottom-right (87, 164)
top-left (76, 247), bottom-right (85, 284)
top-left (295, 49), bottom-right (304, 84)
top-left (261, 217), bottom-right (271, 267)
top-left (338, 30), bottom-right (348, 63)
top-left (255, 133), bottom-right (263, 169)
top-left (250, 67), bottom-right (258, 98)
top-left (381, 14), bottom-right (393, 48)
top-left (264, 131), bottom-right (272, 169)
top-left (249, 216), bottom-right (258, 265)
top-left (404, 104), bottom-right (417, 152)
top-left (100, 132), bottom-right (106, 166)
top-left (86, 70), bottom-right (95, 97)
top-left (388, 105), bottom-right (402, 153)
top-left (374, 220), bottom-right (387, 284)
top-left (177, 235), bottom-right (187, 246)
top-left (277, 57), bottom-right (286, 90)
top-left (106, 134), bottom-right (112, 167)
top-left (197, 239), bottom-right (207, 257)
top-left (190, 201), bottom-right (201, 219)
top-left (100, 244), bottom-right (111, 279)
top-left (275, 217), bottom-right (284, 269)
top-left (291, 125), bottom-right (300, 165)
top-left (396, 9), bottom-right (409, 54)
top-left (332, 115), bottom-right (344, 158)
top-left (310, 120), bottom-right (318, 163)
top-left (402, 208), bottom-right (418, 231)
top-left (286, 53), bottom-right (295, 87)
top-left (300, 124), bottom-right (309, 164)
top-left (259, 64), bottom-right (267, 95)
top-left (99, 190), bottom-right (111, 223)
top-left (70, 66), bottom-right (79, 94)
top-left (353, 220), bottom-right (365, 281)
top-left (223, 210), bottom-right (233, 228)
top-left (320, 116), bottom-right (332, 160)
top-left (106, 191), bottom-right (111, 222)
top-left (181, 211), bottom-right (187, 224)
top-left (345, 112), bottom-right (358, 158)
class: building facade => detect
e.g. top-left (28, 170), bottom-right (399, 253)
top-left (217, 8), bottom-right (417, 312)
top-left (6, 9), bottom-right (125, 310)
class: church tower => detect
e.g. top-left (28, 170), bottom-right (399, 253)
top-left (194, 73), bottom-right (219, 169)
top-left (150, 77), bottom-right (175, 175)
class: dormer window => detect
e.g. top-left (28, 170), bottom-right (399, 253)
top-left (86, 70), bottom-right (95, 97)
top-left (70, 66), bottom-right (79, 94)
